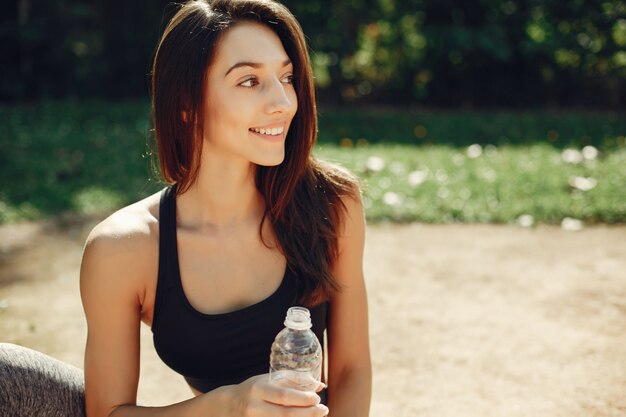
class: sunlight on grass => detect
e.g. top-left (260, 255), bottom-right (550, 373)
top-left (315, 143), bottom-right (626, 224)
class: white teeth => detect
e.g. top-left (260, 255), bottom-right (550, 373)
top-left (251, 126), bottom-right (284, 136)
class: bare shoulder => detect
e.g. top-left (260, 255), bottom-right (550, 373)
top-left (331, 165), bottom-right (364, 234)
top-left (337, 191), bottom-right (365, 245)
top-left (330, 175), bottom-right (366, 293)
top-left (80, 191), bottom-right (162, 296)
top-left (84, 192), bottom-right (161, 255)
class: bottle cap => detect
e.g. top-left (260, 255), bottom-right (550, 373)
top-left (284, 306), bottom-right (312, 330)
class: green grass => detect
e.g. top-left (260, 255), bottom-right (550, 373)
top-left (316, 143), bottom-right (626, 224)
top-left (0, 100), bottom-right (159, 222)
top-left (1, 100), bottom-right (624, 224)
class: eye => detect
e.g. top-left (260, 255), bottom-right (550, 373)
top-left (281, 73), bottom-right (294, 84)
top-left (239, 77), bottom-right (259, 88)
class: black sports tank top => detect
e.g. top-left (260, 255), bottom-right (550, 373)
top-left (151, 186), bottom-right (328, 394)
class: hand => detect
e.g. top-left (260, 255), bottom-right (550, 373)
top-left (225, 374), bottom-right (329, 416)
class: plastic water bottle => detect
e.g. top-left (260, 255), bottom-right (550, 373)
top-left (269, 306), bottom-right (322, 391)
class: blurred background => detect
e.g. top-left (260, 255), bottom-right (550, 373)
top-left (0, 0), bottom-right (625, 224)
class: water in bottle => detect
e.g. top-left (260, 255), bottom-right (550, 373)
top-left (269, 306), bottom-right (322, 391)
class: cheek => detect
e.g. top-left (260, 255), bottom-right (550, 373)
top-left (206, 92), bottom-right (249, 130)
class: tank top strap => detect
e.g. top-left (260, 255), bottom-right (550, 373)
top-left (152, 184), bottom-right (179, 331)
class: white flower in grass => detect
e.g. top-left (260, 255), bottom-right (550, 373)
top-left (408, 170), bottom-right (428, 187)
top-left (365, 156), bottom-right (385, 172)
top-left (517, 214), bottom-right (534, 228)
top-left (467, 144), bottom-right (483, 159)
top-left (561, 217), bottom-right (584, 231)
top-left (0, 299), bottom-right (8, 311)
top-left (569, 176), bottom-right (597, 191)
top-left (582, 145), bottom-right (599, 161)
top-left (383, 192), bottom-right (402, 207)
top-left (561, 148), bottom-right (583, 164)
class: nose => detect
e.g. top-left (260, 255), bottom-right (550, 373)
top-left (265, 77), bottom-right (295, 114)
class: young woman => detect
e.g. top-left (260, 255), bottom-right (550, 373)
top-left (81, 0), bottom-right (370, 416)
top-left (0, 1), bottom-right (370, 416)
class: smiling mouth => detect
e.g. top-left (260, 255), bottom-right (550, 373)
top-left (249, 126), bottom-right (284, 136)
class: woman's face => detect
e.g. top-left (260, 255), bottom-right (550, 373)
top-left (201, 20), bottom-right (298, 167)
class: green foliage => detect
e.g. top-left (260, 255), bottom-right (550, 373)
top-left (1, 100), bottom-right (624, 224)
top-left (2, 0), bottom-right (625, 107)
top-left (284, 0), bottom-right (626, 106)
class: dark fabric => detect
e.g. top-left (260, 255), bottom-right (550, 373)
top-left (0, 343), bottom-right (85, 417)
top-left (152, 186), bottom-right (328, 396)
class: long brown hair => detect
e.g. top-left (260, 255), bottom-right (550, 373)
top-left (151, 0), bottom-right (359, 306)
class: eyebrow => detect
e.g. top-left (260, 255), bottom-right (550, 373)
top-left (224, 59), bottom-right (292, 77)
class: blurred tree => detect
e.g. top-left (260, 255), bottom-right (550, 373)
top-left (1, 0), bottom-right (625, 107)
top-left (300, 0), bottom-right (626, 107)
top-left (1, 0), bottom-right (171, 100)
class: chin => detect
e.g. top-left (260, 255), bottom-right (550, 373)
top-left (255, 152), bottom-right (286, 167)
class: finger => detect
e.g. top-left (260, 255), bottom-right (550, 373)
top-left (315, 382), bottom-right (327, 393)
top-left (315, 403), bottom-right (330, 416)
top-left (312, 404), bottom-right (330, 416)
top-left (262, 383), bottom-right (321, 407)
top-left (257, 401), bottom-right (329, 417)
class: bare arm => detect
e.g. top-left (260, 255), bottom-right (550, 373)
top-left (80, 212), bottom-right (327, 417)
top-left (326, 193), bottom-right (372, 417)
top-left (80, 217), bottom-right (214, 417)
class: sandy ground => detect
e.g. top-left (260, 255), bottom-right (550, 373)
top-left (0, 218), bottom-right (625, 417)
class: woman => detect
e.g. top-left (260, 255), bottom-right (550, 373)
top-left (1, 0), bottom-right (371, 416)
top-left (82, 0), bottom-right (370, 416)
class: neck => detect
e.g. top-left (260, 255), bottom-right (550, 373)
top-left (176, 153), bottom-right (264, 231)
